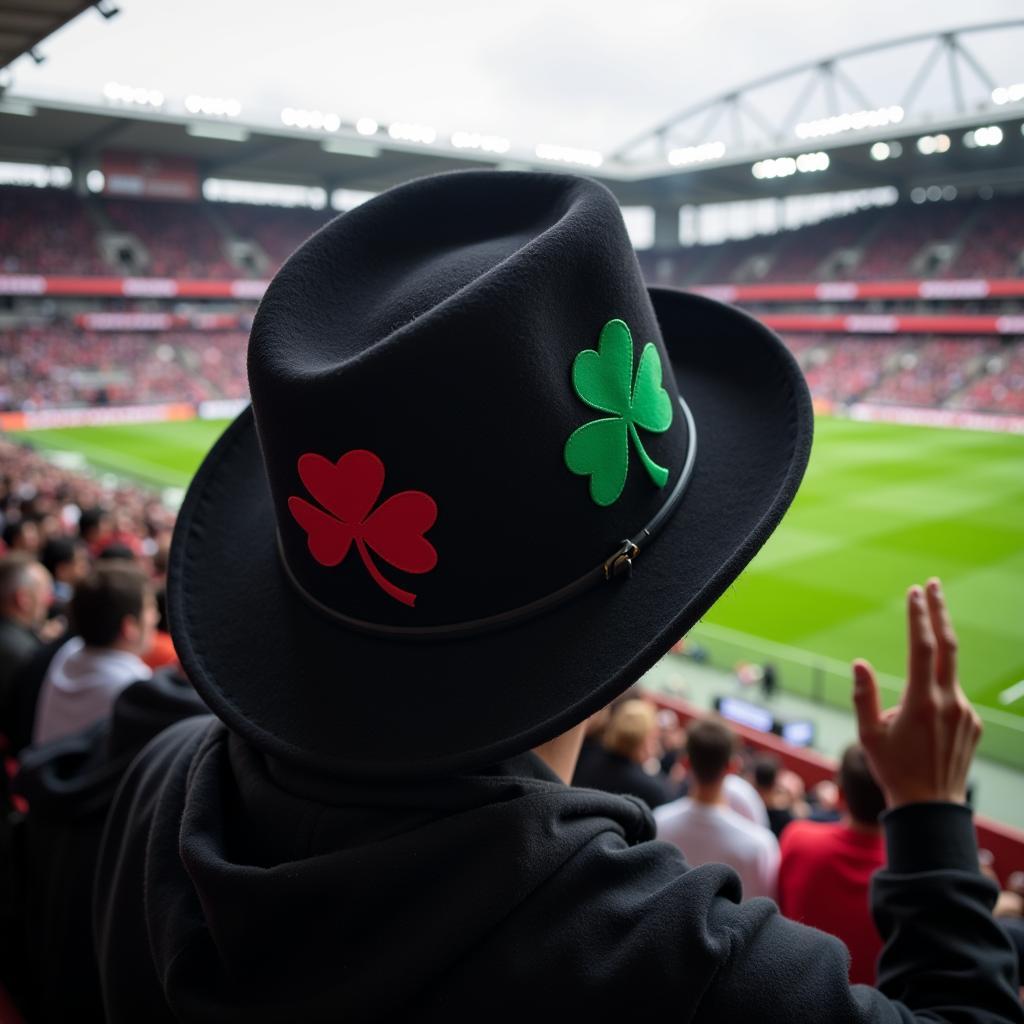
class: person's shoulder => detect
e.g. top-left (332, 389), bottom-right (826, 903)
top-left (653, 795), bottom-right (692, 825)
top-left (117, 713), bottom-right (219, 807)
top-left (779, 817), bottom-right (837, 854)
top-left (0, 617), bottom-right (38, 653)
top-left (719, 804), bottom-right (779, 849)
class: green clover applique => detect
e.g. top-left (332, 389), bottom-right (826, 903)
top-left (564, 318), bottom-right (673, 506)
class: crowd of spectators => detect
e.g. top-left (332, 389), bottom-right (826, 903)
top-left (636, 195), bottom-right (1024, 286)
top-left (2, 323), bottom-right (1021, 415)
top-left (0, 438), bottom-right (176, 741)
top-left (0, 327), bottom-right (249, 410)
top-left (101, 198), bottom-right (236, 278)
top-left (0, 187), bottom-right (109, 276)
top-left (858, 338), bottom-right (997, 407)
top-left (787, 335), bottom-right (908, 404)
top-left (2, 184), bottom-right (1022, 285)
top-left (781, 334), bottom-right (1023, 412)
top-left (944, 198), bottom-right (1024, 278)
top-left (0, 186), bottom-right (332, 280)
top-left (571, 694), bottom-right (1024, 989)
top-left (853, 202), bottom-right (968, 280)
top-left (217, 202), bottom-right (333, 267)
top-left (954, 344), bottom-right (1024, 415)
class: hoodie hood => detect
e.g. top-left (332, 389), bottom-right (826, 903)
top-left (98, 717), bottom-right (701, 1023)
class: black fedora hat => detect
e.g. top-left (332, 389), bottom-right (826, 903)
top-left (168, 171), bottom-right (812, 779)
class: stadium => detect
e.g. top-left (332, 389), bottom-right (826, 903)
top-left (0, 3), bottom-right (1022, 1020)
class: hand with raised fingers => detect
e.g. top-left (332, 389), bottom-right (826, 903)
top-left (851, 578), bottom-right (982, 809)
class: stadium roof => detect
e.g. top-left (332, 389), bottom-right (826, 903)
top-left (0, 0), bottom-right (95, 74)
top-left (1, 21), bottom-right (1022, 206)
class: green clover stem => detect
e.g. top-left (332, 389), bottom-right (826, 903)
top-left (628, 422), bottom-right (669, 488)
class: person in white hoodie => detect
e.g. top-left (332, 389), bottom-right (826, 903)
top-left (32, 561), bottom-right (156, 747)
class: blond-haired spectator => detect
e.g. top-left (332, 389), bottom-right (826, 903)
top-left (573, 699), bottom-right (676, 808)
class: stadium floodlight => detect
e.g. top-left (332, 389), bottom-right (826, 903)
top-left (185, 94), bottom-right (242, 118)
top-left (752, 151), bottom-right (827, 179)
top-left (86, 170), bottom-right (105, 193)
top-left (356, 118), bottom-right (379, 136)
top-left (796, 151), bottom-right (829, 172)
top-left (992, 83), bottom-right (1024, 105)
top-left (534, 143), bottom-right (603, 168)
top-left (451, 131), bottom-right (511, 154)
top-left (281, 107), bottom-right (340, 132)
top-left (794, 105), bottom-right (902, 139)
top-left (966, 125), bottom-right (1004, 148)
top-left (910, 187), bottom-right (926, 204)
top-left (916, 133), bottom-right (950, 155)
top-left (102, 81), bottom-right (164, 109)
top-left (667, 141), bottom-right (726, 167)
top-left (925, 185), bottom-right (942, 202)
top-left (388, 122), bottom-right (437, 144)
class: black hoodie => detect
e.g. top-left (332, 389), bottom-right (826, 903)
top-left (13, 669), bottom-right (207, 1022)
top-left (94, 716), bottom-right (1022, 1023)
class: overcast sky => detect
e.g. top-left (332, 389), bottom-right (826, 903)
top-left (7, 0), bottom-right (1023, 153)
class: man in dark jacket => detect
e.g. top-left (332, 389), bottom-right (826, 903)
top-left (0, 553), bottom-right (52, 724)
top-left (15, 669), bottom-right (207, 1022)
top-left (572, 698), bottom-right (676, 807)
top-left (93, 172), bottom-right (1020, 1022)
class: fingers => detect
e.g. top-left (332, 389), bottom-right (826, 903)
top-left (925, 578), bottom-right (958, 689)
top-left (906, 584), bottom-right (937, 705)
top-left (852, 659), bottom-right (882, 742)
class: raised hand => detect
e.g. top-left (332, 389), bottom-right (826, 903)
top-left (851, 578), bottom-right (982, 808)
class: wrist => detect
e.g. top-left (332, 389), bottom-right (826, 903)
top-left (882, 802), bottom-right (978, 874)
top-left (886, 790), bottom-right (967, 809)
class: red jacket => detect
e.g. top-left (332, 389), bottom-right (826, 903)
top-left (779, 819), bottom-right (885, 985)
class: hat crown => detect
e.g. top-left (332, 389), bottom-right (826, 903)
top-left (249, 171), bottom-right (689, 631)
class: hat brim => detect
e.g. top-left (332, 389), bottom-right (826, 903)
top-left (167, 288), bottom-right (812, 779)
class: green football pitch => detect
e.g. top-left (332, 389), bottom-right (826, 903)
top-left (15, 415), bottom-right (1024, 760)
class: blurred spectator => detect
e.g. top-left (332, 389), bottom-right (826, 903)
top-left (141, 588), bottom-right (178, 672)
top-left (32, 563), bottom-right (156, 746)
top-left (656, 717), bottom-right (780, 900)
top-left (78, 507), bottom-right (112, 555)
top-left (572, 706), bottom-right (612, 785)
top-left (97, 542), bottom-right (137, 562)
top-left (752, 753), bottom-right (797, 838)
top-left (572, 699), bottom-right (675, 808)
top-left (2, 519), bottom-right (41, 556)
top-left (40, 537), bottom-right (89, 619)
top-left (0, 554), bottom-right (53, 719)
top-left (723, 770), bottom-right (771, 828)
top-left (777, 745), bottom-right (887, 984)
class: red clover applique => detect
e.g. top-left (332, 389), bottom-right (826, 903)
top-left (287, 449), bottom-right (437, 607)
top-left (564, 318), bottom-right (673, 506)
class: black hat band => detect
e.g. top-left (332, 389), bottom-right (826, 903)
top-left (275, 395), bottom-right (697, 641)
